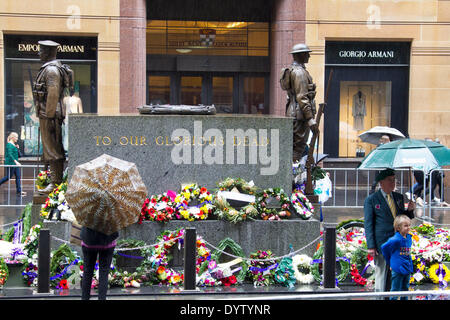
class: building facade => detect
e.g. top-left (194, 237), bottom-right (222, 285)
top-left (0, 0), bottom-right (448, 160)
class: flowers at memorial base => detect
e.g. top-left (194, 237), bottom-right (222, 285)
top-left (428, 263), bottom-right (450, 286)
top-left (139, 193), bottom-right (178, 223)
top-left (40, 182), bottom-right (74, 222)
top-left (292, 254), bottom-right (314, 284)
top-left (0, 258), bottom-right (8, 287)
top-left (247, 250), bottom-right (277, 286)
top-left (175, 184), bottom-right (214, 221)
top-left (291, 191), bottom-right (314, 220)
top-left (217, 177), bottom-right (258, 195)
top-left (35, 170), bottom-right (51, 190)
top-left (256, 188), bottom-right (291, 221)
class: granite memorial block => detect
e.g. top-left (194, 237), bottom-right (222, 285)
top-left (68, 114), bottom-right (293, 196)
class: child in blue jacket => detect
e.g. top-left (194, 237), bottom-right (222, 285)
top-left (381, 214), bottom-right (413, 300)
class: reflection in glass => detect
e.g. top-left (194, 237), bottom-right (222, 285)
top-left (242, 77), bottom-right (265, 114)
top-left (180, 76), bottom-right (202, 105)
top-left (148, 76), bottom-right (170, 105)
top-left (212, 77), bottom-right (233, 113)
top-left (339, 81), bottom-right (392, 157)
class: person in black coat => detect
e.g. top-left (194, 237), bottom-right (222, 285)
top-left (80, 226), bottom-right (118, 300)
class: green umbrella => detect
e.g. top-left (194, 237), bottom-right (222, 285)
top-left (358, 139), bottom-right (450, 200)
top-left (358, 139), bottom-right (450, 172)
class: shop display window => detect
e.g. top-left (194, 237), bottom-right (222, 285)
top-left (339, 81), bottom-right (392, 157)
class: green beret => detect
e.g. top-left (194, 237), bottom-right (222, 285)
top-left (376, 168), bottom-right (396, 182)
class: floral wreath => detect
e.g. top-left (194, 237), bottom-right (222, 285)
top-left (311, 242), bottom-right (351, 284)
top-left (174, 184), bottom-right (214, 221)
top-left (428, 263), bottom-right (450, 286)
top-left (199, 237), bottom-right (248, 283)
top-left (149, 228), bottom-right (213, 286)
top-left (255, 188), bottom-right (291, 220)
top-left (214, 196), bottom-right (258, 224)
top-left (292, 254), bottom-right (314, 284)
top-left (217, 177), bottom-right (258, 195)
top-left (291, 191), bottom-right (314, 220)
top-left (214, 178), bottom-right (259, 223)
top-left (139, 192), bottom-right (178, 223)
top-left (247, 250), bottom-right (278, 286)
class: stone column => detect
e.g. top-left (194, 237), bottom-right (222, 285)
top-left (120, 0), bottom-right (147, 113)
top-left (270, 0), bottom-right (306, 116)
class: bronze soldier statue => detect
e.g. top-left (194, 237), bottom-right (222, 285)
top-left (281, 43), bottom-right (319, 162)
top-left (33, 40), bottom-right (72, 193)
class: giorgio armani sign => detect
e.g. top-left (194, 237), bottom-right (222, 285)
top-left (326, 41), bottom-right (410, 66)
top-left (4, 34), bottom-right (97, 60)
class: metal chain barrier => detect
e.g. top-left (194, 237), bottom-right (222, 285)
top-left (50, 233), bottom-right (322, 262)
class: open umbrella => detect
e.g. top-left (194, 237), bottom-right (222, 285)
top-left (358, 139), bottom-right (450, 200)
top-left (358, 139), bottom-right (450, 172)
top-left (65, 154), bottom-right (148, 235)
top-left (358, 126), bottom-right (405, 145)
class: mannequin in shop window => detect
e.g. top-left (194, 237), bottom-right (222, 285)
top-left (62, 82), bottom-right (83, 153)
top-left (352, 90), bottom-right (366, 131)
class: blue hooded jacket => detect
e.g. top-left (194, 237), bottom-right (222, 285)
top-left (381, 232), bottom-right (413, 275)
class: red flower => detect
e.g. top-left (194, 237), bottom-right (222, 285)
top-left (200, 187), bottom-right (207, 193)
top-left (59, 279), bottom-right (69, 289)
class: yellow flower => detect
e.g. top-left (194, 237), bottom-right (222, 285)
top-left (183, 192), bottom-right (190, 200)
top-left (174, 195), bottom-right (182, 203)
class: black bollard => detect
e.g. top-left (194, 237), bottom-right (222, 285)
top-left (37, 229), bottom-right (51, 293)
top-left (323, 226), bottom-right (336, 289)
top-left (183, 228), bottom-right (197, 291)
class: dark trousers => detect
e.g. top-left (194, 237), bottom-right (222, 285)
top-left (81, 246), bottom-right (114, 300)
top-left (390, 270), bottom-right (410, 300)
top-left (0, 167), bottom-right (21, 193)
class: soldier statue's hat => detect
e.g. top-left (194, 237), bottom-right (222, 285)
top-left (290, 43), bottom-right (312, 54)
top-left (38, 40), bottom-right (60, 48)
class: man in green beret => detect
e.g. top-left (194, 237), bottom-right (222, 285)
top-left (364, 168), bottom-right (415, 296)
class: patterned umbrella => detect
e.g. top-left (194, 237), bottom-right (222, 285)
top-left (65, 154), bottom-right (148, 235)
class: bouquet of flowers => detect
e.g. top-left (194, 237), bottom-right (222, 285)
top-left (35, 170), bottom-right (51, 190)
top-left (40, 182), bottom-right (75, 221)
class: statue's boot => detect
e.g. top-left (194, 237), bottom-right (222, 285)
top-left (39, 160), bottom-right (64, 194)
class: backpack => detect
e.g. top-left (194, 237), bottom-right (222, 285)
top-left (59, 63), bottom-right (74, 91)
top-left (280, 67), bottom-right (292, 91)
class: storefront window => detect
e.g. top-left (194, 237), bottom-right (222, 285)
top-left (148, 75), bottom-right (171, 104)
top-left (180, 76), bottom-right (202, 105)
top-left (339, 81), bottom-right (392, 157)
top-left (212, 76), bottom-right (233, 113)
top-left (4, 35), bottom-right (97, 156)
top-left (242, 77), bottom-right (266, 115)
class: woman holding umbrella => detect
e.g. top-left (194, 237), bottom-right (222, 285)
top-left (80, 226), bottom-right (118, 300)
